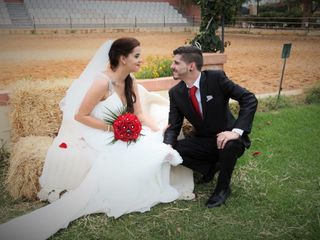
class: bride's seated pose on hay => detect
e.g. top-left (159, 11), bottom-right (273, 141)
top-left (0, 37), bottom-right (194, 240)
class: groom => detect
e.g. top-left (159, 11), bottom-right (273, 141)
top-left (164, 46), bottom-right (258, 208)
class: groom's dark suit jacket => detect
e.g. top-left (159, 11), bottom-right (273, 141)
top-left (163, 70), bottom-right (258, 148)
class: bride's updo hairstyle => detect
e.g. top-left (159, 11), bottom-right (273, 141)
top-left (109, 37), bottom-right (140, 113)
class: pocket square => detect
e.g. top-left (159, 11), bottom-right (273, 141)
top-left (206, 95), bottom-right (213, 102)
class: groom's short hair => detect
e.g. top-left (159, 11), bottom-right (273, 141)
top-left (173, 46), bottom-right (203, 71)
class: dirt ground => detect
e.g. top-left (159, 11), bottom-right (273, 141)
top-left (0, 32), bottom-right (319, 94)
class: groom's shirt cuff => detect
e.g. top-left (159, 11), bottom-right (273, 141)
top-left (232, 128), bottom-right (244, 136)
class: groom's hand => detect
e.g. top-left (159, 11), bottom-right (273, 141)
top-left (216, 131), bottom-right (240, 149)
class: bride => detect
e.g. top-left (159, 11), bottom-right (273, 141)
top-left (0, 37), bottom-right (193, 240)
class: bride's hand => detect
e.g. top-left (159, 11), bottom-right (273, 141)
top-left (162, 124), bottom-right (171, 136)
top-left (106, 124), bottom-right (114, 132)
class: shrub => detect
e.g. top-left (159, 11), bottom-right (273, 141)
top-left (134, 56), bottom-right (172, 79)
top-left (229, 101), bottom-right (240, 116)
top-left (189, 0), bottom-right (241, 53)
top-left (258, 97), bottom-right (285, 112)
top-left (258, 2), bottom-right (303, 18)
top-left (0, 139), bottom-right (10, 165)
top-left (305, 84), bottom-right (320, 104)
top-left (259, 3), bottom-right (288, 13)
top-left (0, 140), bottom-right (9, 162)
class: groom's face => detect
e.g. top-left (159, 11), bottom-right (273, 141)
top-left (171, 54), bottom-right (189, 80)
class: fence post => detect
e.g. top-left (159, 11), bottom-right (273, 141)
top-left (221, 13), bottom-right (225, 53)
top-left (104, 15), bottom-right (106, 29)
top-left (163, 15), bottom-right (165, 27)
top-left (32, 15), bottom-right (36, 31)
top-left (69, 16), bottom-right (72, 29)
top-left (192, 15), bottom-right (195, 26)
top-left (135, 16), bottom-right (137, 28)
top-left (277, 43), bottom-right (292, 102)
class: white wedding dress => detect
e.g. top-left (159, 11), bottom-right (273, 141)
top-left (0, 40), bottom-right (194, 240)
top-left (0, 77), bottom-right (188, 240)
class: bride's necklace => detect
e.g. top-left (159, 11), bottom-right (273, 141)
top-left (105, 68), bottom-right (126, 88)
top-left (111, 79), bottom-right (118, 86)
top-left (110, 78), bottom-right (125, 88)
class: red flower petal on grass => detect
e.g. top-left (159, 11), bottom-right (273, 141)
top-left (59, 142), bottom-right (68, 149)
top-left (252, 151), bottom-right (261, 157)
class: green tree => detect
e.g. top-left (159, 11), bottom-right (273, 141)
top-left (302, 0), bottom-right (320, 16)
top-left (276, 0), bottom-right (320, 16)
top-left (190, 0), bottom-right (245, 52)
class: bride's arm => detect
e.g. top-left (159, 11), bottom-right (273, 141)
top-left (74, 78), bottom-right (112, 131)
top-left (133, 82), bottom-right (160, 132)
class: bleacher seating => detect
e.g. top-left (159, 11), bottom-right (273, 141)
top-left (22, 0), bottom-right (188, 28)
top-left (0, 0), bottom-right (12, 25)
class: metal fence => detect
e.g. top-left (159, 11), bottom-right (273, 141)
top-left (31, 16), bottom-right (190, 29)
top-left (0, 15), bottom-right (193, 29)
top-left (1, 15), bottom-right (320, 31)
top-left (231, 16), bottom-right (320, 30)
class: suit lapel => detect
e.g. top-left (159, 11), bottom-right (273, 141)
top-left (178, 82), bottom-right (201, 122)
top-left (199, 72), bottom-right (207, 119)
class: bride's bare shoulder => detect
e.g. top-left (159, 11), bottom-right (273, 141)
top-left (93, 72), bottom-right (110, 87)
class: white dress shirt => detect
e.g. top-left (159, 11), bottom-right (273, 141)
top-left (186, 74), bottom-right (244, 136)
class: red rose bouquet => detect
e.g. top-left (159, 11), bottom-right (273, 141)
top-left (104, 107), bottom-right (142, 145)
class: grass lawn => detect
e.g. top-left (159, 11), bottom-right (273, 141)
top-left (0, 104), bottom-right (319, 239)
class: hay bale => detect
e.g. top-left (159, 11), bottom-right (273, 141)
top-left (6, 136), bottom-right (53, 200)
top-left (9, 79), bottom-right (70, 142)
top-left (182, 119), bottom-right (195, 138)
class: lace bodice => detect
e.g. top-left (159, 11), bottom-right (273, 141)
top-left (90, 73), bottom-right (124, 121)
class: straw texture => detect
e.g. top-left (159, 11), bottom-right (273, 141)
top-left (6, 136), bottom-right (53, 200)
top-left (9, 80), bottom-right (69, 142)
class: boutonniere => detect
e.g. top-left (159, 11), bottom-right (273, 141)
top-left (206, 95), bottom-right (213, 102)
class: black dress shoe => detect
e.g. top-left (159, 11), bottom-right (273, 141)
top-left (206, 187), bottom-right (231, 208)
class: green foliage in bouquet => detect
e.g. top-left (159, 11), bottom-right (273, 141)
top-left (104, 106), bottom-right (127, 126)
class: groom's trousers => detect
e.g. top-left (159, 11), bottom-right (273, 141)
top-left (174, 136), bottom-right (245, 191)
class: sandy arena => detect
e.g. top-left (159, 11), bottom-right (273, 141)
top-left (0, 32), bottom-right (319, 94)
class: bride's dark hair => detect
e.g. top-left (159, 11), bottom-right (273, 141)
top-left (108, 37), bottom-right (140, 113)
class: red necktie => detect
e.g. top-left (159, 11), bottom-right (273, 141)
top-left (189, 86), bottom-right (202, 118)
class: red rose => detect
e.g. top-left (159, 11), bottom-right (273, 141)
top-left (104, 107), bottom-right (143, 145)
top-left (113, 113), bottom-right (142, 143)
